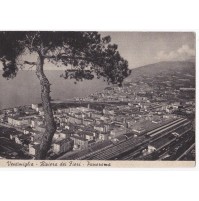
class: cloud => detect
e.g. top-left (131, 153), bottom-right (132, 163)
top-left (156, 45), bottom-right (195, 61)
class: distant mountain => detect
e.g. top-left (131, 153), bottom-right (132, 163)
top-left (126, 61), bottom-right (195, 81)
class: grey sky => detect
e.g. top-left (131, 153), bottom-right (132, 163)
top-left (0, 32), bottom-right (195, 70)
top-left (100, 32), bottom-right (195, 68)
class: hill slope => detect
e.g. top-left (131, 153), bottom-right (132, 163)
top-left (126, 61), bottom-right (195, 81)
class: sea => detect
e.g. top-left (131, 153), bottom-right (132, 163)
top-left (0, 70), bottom-right (108, 110)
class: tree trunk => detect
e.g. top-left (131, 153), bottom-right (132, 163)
top-left (35, 54), bottom-right (56, 159)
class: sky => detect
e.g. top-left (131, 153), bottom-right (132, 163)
top-left (0, 32), bottom-right (195, 70)
top-left (101, 32), bottom-right (195, 68)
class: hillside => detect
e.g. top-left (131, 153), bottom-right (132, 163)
top-left (126, 61), bottom-right (195, 81)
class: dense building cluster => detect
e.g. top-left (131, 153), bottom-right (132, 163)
top-left (0, 67), bottom-right (195, 160)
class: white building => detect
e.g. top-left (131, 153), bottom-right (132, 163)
top-left (29, 143), bottom-right (40, 156)
top-left (32, 104), bottom-right (39, 110)
top-left (8, 116), bottom-right (29, 126)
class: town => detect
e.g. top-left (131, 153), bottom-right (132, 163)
top-left (0, 64), bottom-right (195, 161)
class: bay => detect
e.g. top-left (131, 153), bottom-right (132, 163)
top-left (0, 70), bottom-right (108, 109)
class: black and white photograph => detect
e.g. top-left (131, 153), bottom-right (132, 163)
top-left (0, 31), bottom-right (196, 167)
top-left (1, 1), bottom-right (199, 201)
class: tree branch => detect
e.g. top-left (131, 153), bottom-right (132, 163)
top-left (24, 61), bottom-right (37, 65)
top-left (44, 53), bottom-right (101, 63)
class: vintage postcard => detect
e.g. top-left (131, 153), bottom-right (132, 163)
top-left (0, 31), bottom-right (195, 167)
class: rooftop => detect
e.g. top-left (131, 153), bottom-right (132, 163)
top-left (71, 135), bottom-right (88, 142)
top-left (54, 138), bottom-right (72, 145)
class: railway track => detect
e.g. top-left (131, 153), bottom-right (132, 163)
top-left (78, 118), bottom-right (189, 160)
top-left (127, 122), bottom-right (192, 160)
top-left (157, 128), bottom-right (193, 160)
top-left (117, 119), bottom-right (189, 160)
top-left (176, 143), bottom-right (195, 161)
